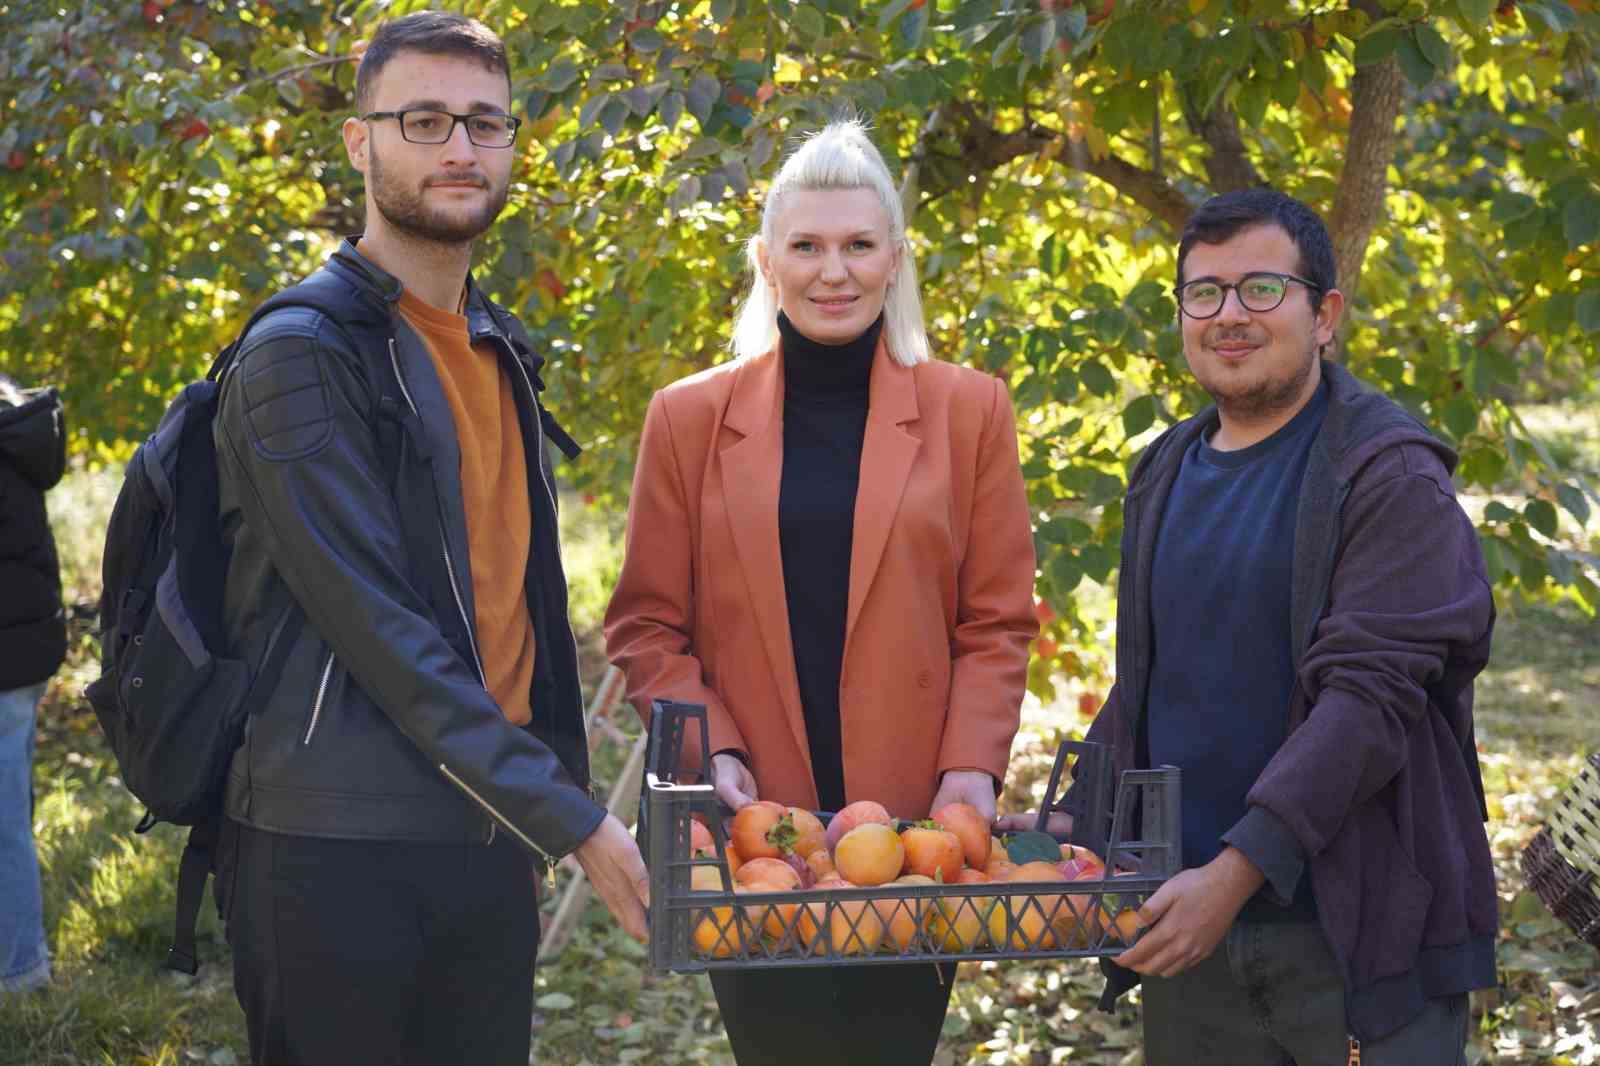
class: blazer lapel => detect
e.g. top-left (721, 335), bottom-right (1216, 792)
top-left (719, 348), bottom-right (813, 780)
top-left (846, 338), bottom-right (921, 647)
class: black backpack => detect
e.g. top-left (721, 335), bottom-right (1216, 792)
top-left (85, 279), bottom-right (392, 975)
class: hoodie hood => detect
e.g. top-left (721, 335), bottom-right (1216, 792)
top-left (0, 386), bottom-right (68, 492)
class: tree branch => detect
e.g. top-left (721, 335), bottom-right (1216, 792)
top-left (1179, 86), bottom-right (1265, 193)
top-left (928, 100), bottom-right (1193, 235)
top-left (1328, 0), bottom-right (1406, 320)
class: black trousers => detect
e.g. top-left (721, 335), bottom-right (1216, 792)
top-left (710, 961), bottom-right (957, 1065)
top-left (220, 820), bottom-right (541, 1066)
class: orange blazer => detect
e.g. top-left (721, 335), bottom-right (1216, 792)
top-left (603, 337), bottom-right (1037, 819)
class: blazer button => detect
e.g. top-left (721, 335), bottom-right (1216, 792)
top-left (917, 670), bottom-right (932, 688)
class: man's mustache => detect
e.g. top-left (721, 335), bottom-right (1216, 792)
top-left (424, 172), bottom-right (489, 188)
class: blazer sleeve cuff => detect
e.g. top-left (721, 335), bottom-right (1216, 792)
top-left (1221, 805), bottom-right (1306, 906)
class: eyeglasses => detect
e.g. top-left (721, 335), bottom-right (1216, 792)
top-left (1174, 272), bottom-right (1322, 319)
top-left (360, 109), bottom-right (520, 148)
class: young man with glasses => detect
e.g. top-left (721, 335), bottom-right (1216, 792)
top-left (1011, 189), bottom-right (1497, 1064)
top-left (212, 13), bottom-right (648, 1064)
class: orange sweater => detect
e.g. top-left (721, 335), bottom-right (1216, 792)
top-left (397, 290), bottom-right (535, 726)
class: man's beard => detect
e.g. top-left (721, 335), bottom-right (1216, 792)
top-left (1199, 331), bottom-right (1319, 422)
top-left (368, 146), bottom-right (508, 245)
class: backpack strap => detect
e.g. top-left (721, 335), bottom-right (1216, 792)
top-left (165, 602), bottom-right (304, 975)
top-left (479, 296), bottom-right (583, 462)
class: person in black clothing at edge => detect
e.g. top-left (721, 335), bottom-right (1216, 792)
top-left (211, 14), bottom-right (648, 1065)
top-left (1003, 189), bottom-right (1497, 1066)
top-left (604, 120), bottom-right (1039, 1064)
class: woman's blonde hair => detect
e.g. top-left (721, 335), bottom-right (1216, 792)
top-left (730, 119), bottom-right (929, 365)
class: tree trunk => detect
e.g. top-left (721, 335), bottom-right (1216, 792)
top-left (1328, 50), bottom-right (1406, 326)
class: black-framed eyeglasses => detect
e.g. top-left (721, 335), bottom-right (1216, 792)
top-left (361, 109), bottom-right (521, 148)
top-left (1174, 272), bottom-right (1323, 319)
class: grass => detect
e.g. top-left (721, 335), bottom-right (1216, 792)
top-left (4, 405), bottom-right (1598, 1065)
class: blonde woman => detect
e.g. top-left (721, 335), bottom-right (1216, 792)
top-left (605, 120), bottom-right (1037, 1063)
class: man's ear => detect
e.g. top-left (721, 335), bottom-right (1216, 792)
top-left (343, 115), bottom-right (370, 175)
top-left (1314, 287), bottom-right (1345, 348)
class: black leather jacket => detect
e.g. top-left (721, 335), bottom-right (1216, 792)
top-left (214, 241), bottom-right (604, 862)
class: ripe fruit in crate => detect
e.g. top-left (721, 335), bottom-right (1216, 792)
top-left (989, 863), bottom-right (1068, 951)
top-left (734, 858), bottom-right (803, 940)
top-left (805, 848), bottom-right (838, 882)
top-left (931, 802), bottom-right (992, 869)
top-left (734, 857), bottom-right (802, 891)
top-left (824, 800), bottom-right (894, 854)
top-left (1101, 900), bottom-right (1144, 944)
top-left (817, 878), bottom-right (884, 955)
top-left (926, 890), bottom-right (989, 952)
top-left (877, 874), bottom-right (934, 951)
top-left (689, 819), bottom-right (716, 858)
top-left (1056, 843), bottom-right (1106, 881)
top-left (1057, 867), bottom-right (1110, 948)
top-left (834, 822), bottom-right (906, 886)
top-left (689, 865), bottom-right (747, 958)
top-left (900, 821), bottom-right (963, 883)
top-left (771, 807), bottom-right (827, 860)
top-left (731, 801), bottom-right (787, 859)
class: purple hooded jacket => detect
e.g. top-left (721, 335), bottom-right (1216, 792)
top-left (1086, 360), bottom-right (1498, 1040)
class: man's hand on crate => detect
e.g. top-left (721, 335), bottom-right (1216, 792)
top-left (575, 812), bottom-right (652, 942)
top-left (993, 811), bottom-right (1074, 837)
top-left (1113, 845), bottom-right (1263, 977)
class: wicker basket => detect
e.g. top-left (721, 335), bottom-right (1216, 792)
top-left (1520, 752), bottom-right (1600, 949)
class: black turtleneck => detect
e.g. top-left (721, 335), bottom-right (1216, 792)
top-left (777, 310), bottom-right (881, 813)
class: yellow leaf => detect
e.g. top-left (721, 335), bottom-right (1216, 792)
top-left (1189, 0), bottom-right (1208, 13)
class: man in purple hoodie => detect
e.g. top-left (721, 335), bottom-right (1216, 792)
top-left (1014, 189), bottom-right (1497, 1064)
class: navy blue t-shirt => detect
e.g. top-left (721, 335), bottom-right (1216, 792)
top-left (1146, 381), bottom-right (1327, 917)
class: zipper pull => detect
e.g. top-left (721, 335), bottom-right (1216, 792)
top-left (486, 822), bottom-right (497, 845)
top-left (1347, 1035), bottom-right (1361, 1066)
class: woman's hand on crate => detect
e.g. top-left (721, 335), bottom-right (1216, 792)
top-left (993, 811), bottom-right (1074, 837)
top-left (711, 752), bottom-right (759, 811)
top-left (574, 812), bottom-right (652, 942)
top-left (930, 770), bottom-right (998, 823)
top-left (1113, 845), bottom-right (1263, 977)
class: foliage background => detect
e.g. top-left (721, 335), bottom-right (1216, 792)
top-left (4, 0), bottom-right (1599, 697)
top-left (3, 0), bottom-right (1600, 1062)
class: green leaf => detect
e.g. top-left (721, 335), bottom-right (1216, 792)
top-left (1122, 394), bottom-right (1157, 437)
top-left (1484, 501), bottom-right (1519, 523)
top-left (658, 90), bottom-right (685, 129)
top-left (1557, 483), bottom-right (1592, 524)
top-left (1456, 0), bottom-right (1494, 25)
top-left (1038, 233), bottom-right (1069, 277)
top-left (539, 58), bottom-right (582, 93)
top-left (1490, 192), bottom-right (1538, 222)
top-left (877, 0), bottom-right (915, 31)
top-left (536, 992), bottom-right (576, 1011)
top-left (1524, 498), bottom-right (1558, 538)
top-left (1395, 33), bottom-right (1437, 86)
top-left (1020, 16), bottom-right (1057, 63)
top-left (1562, 190), bottom-right (1600, 249)
top-left (1441, 393), bottom-right (1479, 439)
top-left (1521, 0), bottom-right (1579, 32)
top-left (685, 73), bottom-right (721, 125)
top-left (579, 92), bottom-right (611, 130)
top-left (1414, 24), bottom-right (1451, 71)
top-left (1576, 288), bottom-right (1600, 333)
top-left (792, 4), bottom-right (827, 40)
top-left (1080, 360), bottom-right (1116, 397)
top-left (901, 4), bottom-right (929, 47)
top-left (628, 27), bottom-right (665, 52)
top-left (1006, 831), bottom-right (1062, 865)
top-left (1353, 27), bottom-right (1404, 67)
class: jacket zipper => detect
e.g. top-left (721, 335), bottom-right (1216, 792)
top-left (389, 336), bottom-right (527, 850)
top-left (388, 339), bottom-right (488, 687)
top-left (302, 651), bottom-right (335, 745)
top-left (437, 762), bottom-right (555, 864)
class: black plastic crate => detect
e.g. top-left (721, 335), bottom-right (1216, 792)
top-left (640, 700), bottom-right (1182, 973)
